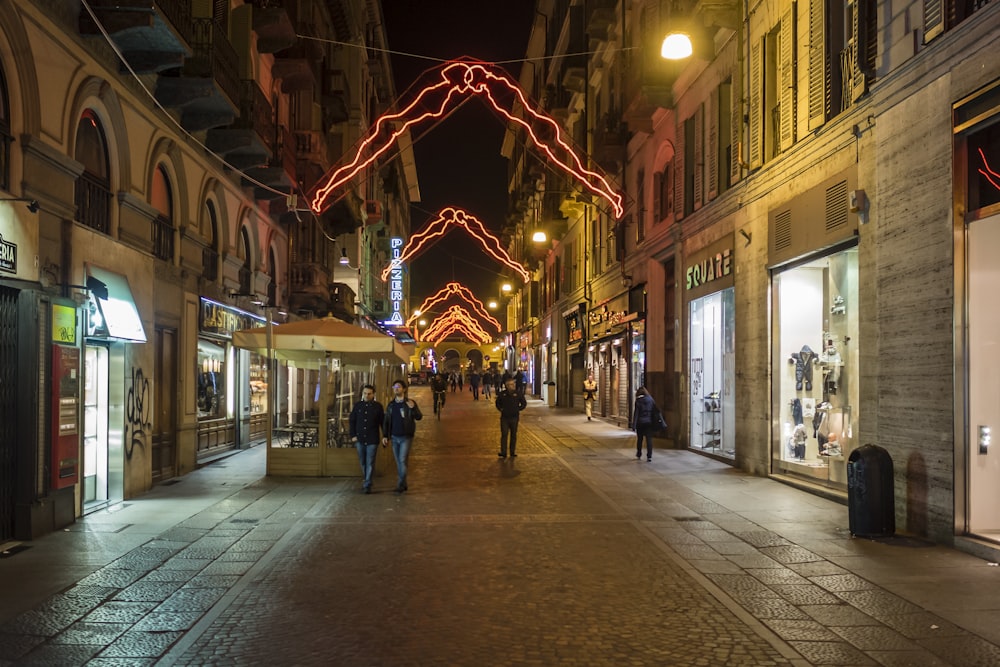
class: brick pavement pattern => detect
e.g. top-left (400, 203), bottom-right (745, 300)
top-left (3, 386), bottom-right (1000, 665)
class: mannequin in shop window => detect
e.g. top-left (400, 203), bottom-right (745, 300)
top-left (820, 339), bottom-right (842, 396)
top-left (789, 345), bottom-right (818, 391)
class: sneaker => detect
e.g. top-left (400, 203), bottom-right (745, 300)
top-left (647, 457), bottom-right (652, 462)
top-left (363, 487), bottom-right (371, 494)
top-left (636, 452), bottom-right (642, 459)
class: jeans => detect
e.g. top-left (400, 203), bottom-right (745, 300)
top-left (355, 442), bottom-right (378, 489)
top-left (636, 424), bottom-right (654, 459)
top-left (499, 417), bottom-right (520, 456)
top-left (390, 435), bottom-right (413, 488)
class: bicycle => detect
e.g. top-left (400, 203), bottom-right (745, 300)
top-left (433, 389), bottom-right (446, 420)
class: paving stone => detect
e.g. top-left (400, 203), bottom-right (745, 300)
top-left (878, 612), bottom-right (969, 639)
top-left (49, 621), bottom-right (130, 645)
top-left (81, 602), bottom-right (157, 625)
top-left (98, 630), bottom-right (184, 658)
top-left (0, 632), bottom-right (45, 661)
top-left (130, 612), bottom-right (202, 632)
top-left (788, 640), bottom-right (878, 665)
top-left (733, 530), bottom-right (793, 548)
top-left (801, 604), bottom-right (882, 626)
top-left (746, 567), bottom-right (811, 585)
top-left (771, 583), bottom-right (843, 606)
top-left (76, 569), bottom-right (145, 589)
top-left (811, 573), bottom-right (878, 592)
top-left (829, 624), bottom-right (919, 650)
top-left (865, 649), bottom-right (952, 666)
top-left (834, 589), bottom-right (925, 616)
top-left (12, 641), bottom-right (102, 665)
top-left (760, 544), bottom-right (825, 564)
top-left (763, 618), bottom-right (842, 641)
top-left (156, 587), bottom-right (226, 612)
top-left (112, 581), bottom-right (184, 602)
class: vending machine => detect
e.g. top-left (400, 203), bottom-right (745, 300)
top-left (51, 344), bottom-right (80, 489)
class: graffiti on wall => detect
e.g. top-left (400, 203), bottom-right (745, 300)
top-left (125, 366), bottom-right (151, 461)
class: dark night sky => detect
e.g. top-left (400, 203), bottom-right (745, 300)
top-left (381, 1), bottom-right (536, 310)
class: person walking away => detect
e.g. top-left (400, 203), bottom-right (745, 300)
top-left (457, 372), bottom-right (464, 392)
top-left (349, 384), bottom-right (384, 494)
top-left (514, 368), bottom-right (526, 397)
top-left (632, 386), bottom-right (664, 462)
top-left (583, 372), bottom-right (598, 421)
top-left (382, 379), bottom-right (423, 493)
top-left (482, 370), bottom-right (493, 399)
top-left (469, 370), bottom-right (481, 400)
top-left (495, 378), bottom-right (527, 458)
top-left (450, 373), bottom-right (457, 393)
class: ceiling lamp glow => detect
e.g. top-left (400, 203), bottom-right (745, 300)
top-left (661, 32), bottom-right (693, 60)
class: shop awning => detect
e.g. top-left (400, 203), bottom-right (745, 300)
top-left (86, 265), bottom-right (147, 342)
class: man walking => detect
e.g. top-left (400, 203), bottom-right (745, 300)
top-left (583, 372), bottom-right (598, 421)
top-left (469, 369), bottom-right (481, 400)
top-left (382, 379), bottom-right (423, 493)
top-left (349, 384), bottom-right (384, 494)
top-left (495, 377), bottom-right (527, 458)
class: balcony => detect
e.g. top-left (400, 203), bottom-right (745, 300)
top-left (317, 190), bottom-right (365, 237)
top-left (75, 171), bottom-right (112, 235)
top-left (152, 214), bottom-right (174, 261)
top-left (154, 19), bottom-right (239, 132)
top-left (250, 0), bottom-right (296, 54)
top-left (329, 282), bottom-right (356, 323)
top-left (244, 125), bottom-right (295, 199)
top-left (79, 0), bottom-right (192, 74)
top-left (586, 0), bottom-right (617, 43)
top-left (206, 80), bottom-right (275, 170)
top-left (273, 43), bottom-right (321, 93)
top-left (289, 262), bottom-right (332, 316)
top-left (593, 112), bottom-right (627, 169)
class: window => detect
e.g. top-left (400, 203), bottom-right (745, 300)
top-left (656, 163), bottom-right (674, 221)
top-left (0, 64), bottom-right (10, 191)
top-left (636, 169), bottom-right (645, 243)
top-left (203, 201), bottom-right (219, 281)
top-left (238, 227), bottom-right (252, 294)
top-left (267, 248), bottom-right (277, 307)
top-left (74, 111), bottom-right (112, 234)
top-left (924, 0), bottom-right (989, 43)
top-left (150, 165), bottom-right (174, 261)
top-left (808, 0), bottom-right (874, 130)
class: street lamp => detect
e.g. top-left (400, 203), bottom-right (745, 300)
top-left (661, 32), bottom-right (694, 60)
top-left (531, 229), bottom-right (547, 244)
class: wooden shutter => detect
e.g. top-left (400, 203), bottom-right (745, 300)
top-left (707, 88), bottom-right (719, 200)
top-left (779, 4), bottom-right (797, 152)
top-left (730, 74), bottom-right (742, 185)
top-left (923, 0), bottom-right (944, 42)
top-left (694, 104), bottom-right (704, 209)
top-left (749, 40), bottom-right (762, 169)
top-left (807, 0), bottom-right (827, 130)
top-left (674, 120), bottom-right (685, 219)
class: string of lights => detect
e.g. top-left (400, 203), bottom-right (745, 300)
top-left (407, 282), bottom-right (502, 331)
top-left (308, 61), bottom-right (624, 219)
top-left (422, 305), bottom-right (493, 343)
top-left (379, 207), bottom-right (532, 283)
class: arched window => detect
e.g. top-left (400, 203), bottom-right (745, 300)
top-left (0, 64), bottom-right (10, 191)
top-left (238, 226), bottom-right (252, 294)
top-left (150, 165), bottom-right (174, 261)
top-left (202, 200), bottom-right (219, 281)
top-left (74, 110), bottom-right (112, 233)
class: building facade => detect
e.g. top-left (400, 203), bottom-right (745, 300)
top-left (0, 0), bottom-right (415, 542)
top-left (506, 0), bottom-right (1000, 555)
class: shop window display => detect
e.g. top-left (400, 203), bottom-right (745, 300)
top-left (197, 340), bottom-right (226, 419)
top-left (772, 248), bottom-right (858, 487)
top-left (689, 288), bottom-right (735, 457)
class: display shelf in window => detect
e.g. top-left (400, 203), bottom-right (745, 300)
top-left (699, 392), bottom-right (723, 453)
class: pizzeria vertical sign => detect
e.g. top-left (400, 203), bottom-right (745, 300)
top-left (0, 232), bottom-right (15, 274)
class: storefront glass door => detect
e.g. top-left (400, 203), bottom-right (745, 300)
top-left (689, 288), bottom-right (735, 458)
top-left (967, 213), bottom-right (1000, 538)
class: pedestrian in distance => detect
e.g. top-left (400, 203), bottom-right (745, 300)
top-left (495, 377), bottom-right (527, 459)
top-left (583, 372), bottom-right (598, 421)
top-left (382, 379), bottom-right (423, 493)
top-left (450, 372), bottom-right (457, 392)
top-left (469, 369), bottom-right (481, 400)
top-left (457, 372), bottom-right (464, 392)
top-left (514, 368), bottom-right (526, 397)
top-left (632, 386), bottom-right (665, 462)
top-left (349, 384), bottom-right (384, 494)
top-left (430, 371), bottom-right (449, 415)
top-left (482, 370), bottom-right (493, 399)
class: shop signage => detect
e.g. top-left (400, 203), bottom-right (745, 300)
top-left (566, 311), bottom-right (583, 343)
top-left (200, 298), bottom-right (263, 337)
top-left (386, 236), bottom-right (405, 325)
top-left (52, 303), bottom-right (77, 344)
top-left (686, 248), bottom-right (732, 290)
top-left (0, 232), bottom-right (16, 274)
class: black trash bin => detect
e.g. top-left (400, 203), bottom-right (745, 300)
top-left (847, 444), bottom-right (895, 538)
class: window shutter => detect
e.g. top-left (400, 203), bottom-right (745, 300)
top-left (749, 41), bottom-right (762, 169)
top-left (708, 88), bottom-right (719, 200)
top-left (694, 104), bottom-right (704, 208)
top-left (807, 0), bottom-right (827, 130)
top-left (730, 75), bottom-right (742, 185)
top-left (653, 170), bottom-right (662, 222)
top-left (674, 122), bottom-right (685, 219)
top-left (779, 5), bottom-right (797, 152)
top-left (923, 0), bottom-right (944, 42)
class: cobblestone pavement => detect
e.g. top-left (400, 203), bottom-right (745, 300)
top-left (2, 387), bottom-right (1000, 665)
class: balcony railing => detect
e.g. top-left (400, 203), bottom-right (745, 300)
top-left (152, 214), bottom-right (174, 261)
top-left (75, 172), bottom-right (112, 235)
top-left (188, 19), bottom-right (241, 106)
top-left (235, 80), bottom-right (276, 152)
top-left (85, 0), bottom-right (193, 42)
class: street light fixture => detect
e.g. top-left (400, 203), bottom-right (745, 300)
top-left (661, 32), bottom-right (694, 60)
top-left (0, 197), bottom-right (39, 213)
top-left (531, 230), bottom-right (547, 244)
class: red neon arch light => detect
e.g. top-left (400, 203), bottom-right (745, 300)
top-left (422, 305), bottom-right (493, 343)
top-left (308, 60), bottom-right (624, 219)
top-left (424, 319), bottom-right (492, 346)
top-left (380, 208), bottom-right (530, 283)
top-left (408, 281), bottom-right (501, 331)
top-left (979, 148), bottom-right (1000, 192)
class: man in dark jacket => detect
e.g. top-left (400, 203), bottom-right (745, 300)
top-left (495, 378), bottom-right (527, 458)
top-left (382, 379), bottom-right (422, 493)
top-left (631, 386), bottom-right (663, 462)
top-left (349, 384), bottom-right (384, 494)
